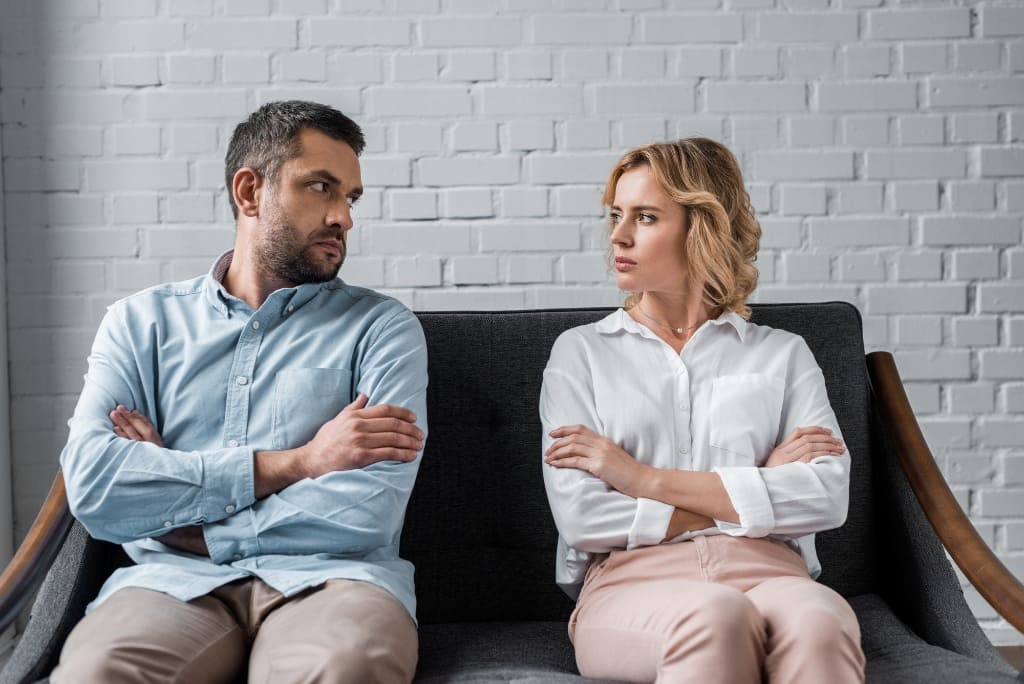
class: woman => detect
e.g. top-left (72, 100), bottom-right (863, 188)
top-left (540, 138), bottom-right (865, 683)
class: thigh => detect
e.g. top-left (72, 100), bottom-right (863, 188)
top-left (249, 580), bottom-right (417, 684)
top-left (745, 576), bottom-right (858, 635)
top-left (52, 587), bottom-right (245, 684)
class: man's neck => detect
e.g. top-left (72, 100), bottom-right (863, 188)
top-left (221, 248), bottom-right (295, 312)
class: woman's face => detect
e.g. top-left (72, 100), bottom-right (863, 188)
top-left (609, 165), bottom-right (690, 296)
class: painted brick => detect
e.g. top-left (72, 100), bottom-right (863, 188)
top-left (77, 21), bottom-right (185, 51)
top-left (389, 256), bottom-right (442, 288)
top-left (756, 13), bottom-right (858, 43)
top-left (452, 122), bottom-right (499, 152)
top-left (620, 49), bottom-right (666, 79)
top-left (951, 250), bottom-right (1000, 280)
top-left (928, 78), bottom-right (1024, 107)
top-left (165, 194), bottom-right (214, 223)
top-left (750, 285), bottom-right (858, 306)
top-left (442, 189), bottom-right (493, 219)
top-left (708, 83), bottom-right (805, 113)
top-left (905, 383), bottom-right (941, 414)
top-left (842, 45), bottom-right (890, 77)
top-left (952, 317), bottom-right (1000, 347)
top-left (478, 222), bottom-right (580, 252)
top-left (562, 120), bottom-right (609, 150)
top-left (529, 286), bottom-right (621, 308)
top-left (414, 287), bottom-right (527, 311)
top-left (837, 253), bottom-right (886, 282)
top-left (593, 84), bottom-right (695, 116)
top-left (779, 184), bottom-right (826, 215)
top-left (85, 161), bottom-right (188, 192)
top-left (841, 115), bottom-right (889, 146)
top-left (369, 86), bottom-right (470, 117)
top-left (111, 261), bottom-right (166, 292)
top-left (866, 149), bottom-right (966, 180)
top-left (189, 19), bottom-right (295, 49)
top-left (921, 218), bottom-right (1021, 247)
top-left (113, 126), bottom-right (161, 156)
top-left (732, 46), bottom-right (779, 77)
top-left (819, 82), bottom-right (916, 112)
top-left (787, 46), bottom-right (836, 77)
top-left (616, 119), bottom-right (669, 148)
top-left (835, 183), bottom-right (883, 214)
top-left (1006, 385), bottom-right (1024, 414)
top-left (442, 51), bottom-right (496, 82)
top-left (393, 123), bottom-right (442, 154)
top-left (421, 18), bottom-right (521, 47)
top-left (481, 85), bottom-right (582, 116)
top-left (981, 148), bottom-right (1024, 178)
top-left (560, 50), bottom-right (610, 80)
top-left (891, 181), bottom-right (940, 211)
top-left (866, 284), bottom-right (967, 315)
top-left (781, 253), bottom-right (829, 282)
top-left (561, 253), bottom-right (610, 283)
top-left (360, 157), bottom-right (412, 187)
top-left (506, 255), bottom-right (554, 283)
top-left (1007, 182), bottom-right (1024, 212)
top-left (674, 47), bottom-right (724, 78)
top-left (419, 158), bottom-right (519, 186)
top-left (893, 351), bottom-right (971, 380)
top-left (167, 55), bottom-right (216, 84)
top-left (113, 195), bottom-right (159, 224)
top-left (980, 351), bottom-right (1024, 381)
top-left (1009, 319), bottom-right (1024, 346)
top-left (143, 227), bottom-right (232, 258)
top-left (980, 420), bottom-right (1024, 448)
top-left (366, 224), bottom-right (472, 255)
top-left (223, 55), bottom-right (270, 83)
top-left (392, 53), bottom-right (437, 82)
top-left (339, 258), bottom-right (385, 288)
top-left (951, 113), bottom-right (999, 144)
top-left (639, 14), bottom-right (743, 44)
top-left (532, 14), bottom-right (628, 46)
top-left (308, 19), bottom-right (409, 46)
top-left (505, 51), bottom-right (552, 80)
top-left (949, 383), bottom-right (996, 414)
top-left (276, 52), bottom-right (327, 82)
top-left (944, 451), bottom-right (996, 485)
top-left (1011, 250), bottom-right (1024, 279)
top-left (389, 190), bottom-right (437, 221)
top-left (894, 315), bottom-right (943, 346)
top-left (526, 153), bottom-right (622, 184)
top-left (895, 115), bottom-right (944, 145)
top-left (978, 488), bottom-right (1024, 517)
top-left (808, 218), bottom-right (910, 247)
top-left (450, 256), bottom-right (499, 285)
top-left (502, 188), bottom-right (549, 217)
top-left (787, 116), bottom-right (835, 148)
top-left (955, 42), bottom-right (1002, 73)
top-left (980, 7), bottom-right (1024, 38)
top-left (110, 56), bottom-right (160, 87)
top-left (868, 9), bottom-right (970, 40)
top-left (732, 117), bottom-right (781, 151)
top-left (756, 151), bottom-right (854, 181)
top-left (141, 90), bottom-right (248, 120)
top-left (505, 121), bottom-right (554, 151)
top-left (949, 182), bottom-right (996, 212)
top-left (759, 218), bottom-right (802, 249)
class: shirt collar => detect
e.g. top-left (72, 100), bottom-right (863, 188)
top-left (203, 249), bottom-right (331, 318)
top-left (596, 307), bottom-right (749, 343)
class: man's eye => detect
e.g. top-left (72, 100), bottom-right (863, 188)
top-left (348, 196), bottom-right (360, 208)
top-left (310, 181), bottom-right (328, 193)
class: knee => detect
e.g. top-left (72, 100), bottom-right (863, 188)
top-left (308, 635), bottom-right (417, 684)
top-left (54, 644), bottom-right (133, 684)
top-left (782, 601), bottom-right (861, 651)
top-left (678, 589), bottom-right (764, 648)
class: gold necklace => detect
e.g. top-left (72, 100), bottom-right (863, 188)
top-left (635, 303), bottom-right (703, 335)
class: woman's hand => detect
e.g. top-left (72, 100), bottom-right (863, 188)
top-left (546, 425), bottom-right (651, 498)
top-left (109, 405), bottom-right (164, 446)
top-left (764, 426), bottom-right (844, 468)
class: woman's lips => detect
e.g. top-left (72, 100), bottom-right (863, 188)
top-left (614, 257), bottom-right (636, 272)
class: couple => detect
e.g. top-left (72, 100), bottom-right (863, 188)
top-left (55, 101), bottom-right (864, 683)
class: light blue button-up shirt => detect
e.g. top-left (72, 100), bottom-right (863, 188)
top-left (60, 251), bottom-right (428, 620)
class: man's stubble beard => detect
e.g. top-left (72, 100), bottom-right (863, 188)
top-left (254, 198), bottom-right (345, 285)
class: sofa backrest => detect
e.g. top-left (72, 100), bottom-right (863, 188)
top-left (403, 302), bottom-right (879, 625)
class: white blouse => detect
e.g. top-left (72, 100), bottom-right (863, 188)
top-left (540, 309), bottom-right (851, 598)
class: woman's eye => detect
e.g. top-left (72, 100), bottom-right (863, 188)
top-left (639, 213), bottom-right (655, 223)
top-left (609, 213), bottom-right (622, 224)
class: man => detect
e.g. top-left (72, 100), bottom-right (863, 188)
top-left (54, 101), bottom-right (427, 683)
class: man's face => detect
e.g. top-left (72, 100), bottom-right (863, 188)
top-left (253, 128), bottom-right (363, 285)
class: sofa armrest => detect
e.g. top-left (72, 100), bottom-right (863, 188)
top-left (0, 472), bottom-right (73, 634)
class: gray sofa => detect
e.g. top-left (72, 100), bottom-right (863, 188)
top-left (1, 303), bottom-right (1021, 683)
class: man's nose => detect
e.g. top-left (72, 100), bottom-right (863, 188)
top-left (328, 200), bottom-right (354, 232)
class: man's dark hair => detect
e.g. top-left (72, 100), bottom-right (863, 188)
top-left (224, 100), bottom-right (365, 219)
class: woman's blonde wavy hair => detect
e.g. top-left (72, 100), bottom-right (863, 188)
top-left (604, 137), bottom-right (761, 320)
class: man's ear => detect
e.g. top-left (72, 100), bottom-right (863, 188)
top-left (232, 167), bottom-right (263, 218)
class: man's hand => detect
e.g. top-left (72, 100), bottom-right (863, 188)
top-left (109, 405), bottom-right (163, 446)
top-left (545, 424), bottom-right (651, 498)
top-left (764, 426), bottom-right (845, 468)
top-left (108, 405), bottom-right (209, 556)
top-left (300, 393), bottom-right (425, 477)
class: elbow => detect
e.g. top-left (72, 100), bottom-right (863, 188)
top-left (553, 501), bottom-right (621, 553)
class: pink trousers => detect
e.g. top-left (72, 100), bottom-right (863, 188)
top-left (569, 535), bottom-right (865, 684)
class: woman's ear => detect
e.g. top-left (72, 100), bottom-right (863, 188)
top-left (232, 167), bottom-right (263, 218)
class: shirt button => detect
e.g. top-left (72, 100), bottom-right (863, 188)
top-left (287, 305), bottom-right (294, 313)
top-left (233, 554), bottom-right (242, 561)
top-left (227, 439), bottom-right (239, 448)
top-left (224, 504), bottom-right (236, 514)
top-left (163, 520), bottom-right (173, 528)
top-left (236, 376), bottom-right (248, 385)
top-left (252, 321), bottom-right (260, 330)
top-left (678, 446), bottom-right (688, 454)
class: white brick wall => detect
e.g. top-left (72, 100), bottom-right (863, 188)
top-left (1, 0), bottom-right (1022, 645)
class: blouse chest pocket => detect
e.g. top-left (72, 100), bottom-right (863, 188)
top-left (708, 373), bottom-right (785, 466)
top-left (271, 368), bottom-right (353, 450)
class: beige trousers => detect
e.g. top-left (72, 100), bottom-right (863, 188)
top-left (52, 578), bottom-right (418, 684)
top-left (570, 535), bottom-right (865, 684)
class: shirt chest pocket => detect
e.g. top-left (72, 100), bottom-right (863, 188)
top-left (708, 373), bottom-right (785, 466)
top-left (271, 368), bottom-right (353, 450)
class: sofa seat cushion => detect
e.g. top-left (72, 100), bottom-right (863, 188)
top-left (850, 594), bottom-right (1019, 683)
top-left (415, 621), bottom-right (623, 683)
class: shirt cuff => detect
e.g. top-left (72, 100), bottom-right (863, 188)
top-left (713, 466), bottom-right (775, 537)
top-left (627, 496), bottom-right (675, 548)
top-left (199, 446), bottom-right (256, 523)
top-left (204, 508), bottom-right (259, 564)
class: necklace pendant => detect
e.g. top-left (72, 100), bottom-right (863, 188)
top-left (674, 327), bottom-right (684, 334)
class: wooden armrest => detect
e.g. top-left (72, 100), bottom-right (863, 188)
top-left (0, 470), bottom-right (73, 634)
top-left (867, 351), bottom-right (1024, 633)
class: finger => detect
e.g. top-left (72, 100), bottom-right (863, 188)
top-left (360, 447), bottom-right (420, 465)
top-left (352, 402), bottom-right (418, 425)
top-left (548, 424), bottom-right (590, 438)
top-left (354, 415), bottom-right (425, 439)
top-left (352, 431), bottom-right (425, 452)
top-left (342, 393), bottom-right (370, 413)
top-left (544, 455), bottom-right (591, 471)
top-left (126, 410), bottom-right (161, 443)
